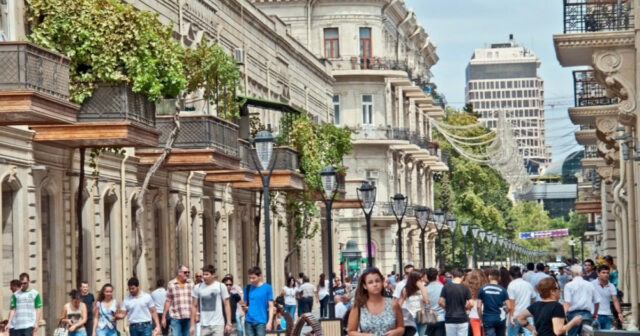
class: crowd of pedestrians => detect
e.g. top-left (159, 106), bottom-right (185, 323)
top-left (1, 255), bottom-right (626, 336)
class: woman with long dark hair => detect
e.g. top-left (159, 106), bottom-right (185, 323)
top-left (281, 276), bottom-right (297, 318)
top-left (399, 271), bottom-right (429, 336)
top-left (499, 267), bottom-right (512, 289)
top-left (316, 273), bottom-right (330, 318)
top-left (347, 267), bottom-right (404, 336)
top-left (92, 284), bottom-right (120, 336)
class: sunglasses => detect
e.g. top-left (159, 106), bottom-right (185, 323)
top-left (225, 283), bottom-right (233, 287)
top-left (21, 282), bottom-right (29, 285)
top-left (181, 271), bottom-right (190, 274)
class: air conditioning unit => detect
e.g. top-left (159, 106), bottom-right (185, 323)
top-left (234, 48), bottom-right (245, 64)
top-left (366, 170), bottom-right (379, 180)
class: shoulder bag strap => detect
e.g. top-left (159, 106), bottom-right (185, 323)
top-left (98, 302), bottom-right (115, 329)
top-left (245, 285), bottom-right (251, 306)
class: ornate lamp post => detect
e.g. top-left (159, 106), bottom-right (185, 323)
top-left (448, 216), bottom-right (457, 268)
top-left (391, 193), bottom-right (408, 274)
top-left (471, 225), bottom-right (480, 268)
top-left (357, 182), bottom-right (376, 267)
top-left (478, 229), bottom-right (486, 268)
top-left (414, 206), bottom-right (432, 269)
top-left (249, 130), bottom-right (279, 284)
top-left (460, 222), bottom-right (469, 268)
top-left (433, 210), bottom-right (446, 269)
top-left (319, 166), bottom-right (338, 319)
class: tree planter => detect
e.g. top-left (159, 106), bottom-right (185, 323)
top-left (77, 82), bottom-right (155, 128)
top-left (0, 41), bottom-right (77, 125)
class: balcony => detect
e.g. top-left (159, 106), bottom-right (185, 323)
top-left (231, 146), bottom-right (303, 191)
top-left (573, 70), bottom-right (619, 107)
top-left (374, 202), bottom-right (415, 217)
top-left (0, 41), bottom-right (78, 125)
top-left (135, 114), bottom-right (241, 171)
top-left (563, 0), bottom-right (633, 33)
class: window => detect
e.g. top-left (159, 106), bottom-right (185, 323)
top-left (362, 95), bottom-right (373, 124)
top-left (324, 28), bottom-right (339, 58)
top-left (333, 95), bottom-right (340, 125)
top-left (359, 28), bottom-right (372, 62)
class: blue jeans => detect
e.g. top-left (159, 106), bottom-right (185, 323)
top-left (483, 320), bottom-right (506, 336)
top-left (170, 318), bottom-right (191, 336)
top-left (284, 304), bottom-right (296, 318)
top-left (69, 329), bottom-right (88, 336)
top-left (597, 315), bottom-right (613, 330)
top-left (244, 322), bottom-right (266, 336)
top-left (10, 328), bottom-right (33, 336)
top-left (567, 311), bottom-right (593, 336)
top-left (130, 323), bottom-right (152, 336)
top-left (508, 317), bottom-right (533, 336)
top-left (96, 328), bottom-right (118, 336)
top-left (319, 296), bottom-right (329, 318)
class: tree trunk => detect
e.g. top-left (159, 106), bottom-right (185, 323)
top-left (76, 149), bottom-right (85, 287)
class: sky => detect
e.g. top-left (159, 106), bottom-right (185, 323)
top-left (406, 0), bottom-right (582, 161)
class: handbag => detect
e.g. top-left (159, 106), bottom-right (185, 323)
top-left (53, 322), bottom-right (68, 336)
top-left (416, 306), bottom-right (438, 325)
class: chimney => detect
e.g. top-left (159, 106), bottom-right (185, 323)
top-left (509, 34), bottom-right (514, 41)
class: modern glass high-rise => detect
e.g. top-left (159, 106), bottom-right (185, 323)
top-left (465, 35), bottom-right (550, 175)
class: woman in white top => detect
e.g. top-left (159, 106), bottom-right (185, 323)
top-left (315, 273), bottom-right (330, 318)
top-left (92, 284), bottom-right (121, 336)
top-left (60, 290), bottom-right (88, 336)
top-left (399, 271), bottom-right (430, 335)
top-left (281, 276), bottom-right (298, 318)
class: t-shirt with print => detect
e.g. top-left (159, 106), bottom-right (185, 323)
top-left (10, 289), bottom-right (42, 330)
top-left (244, 283), bottom-right (273, 324)
top-left (478, 284), bottom-right (509, 322)
top-left (332, 285), bottom-right (346, 296)
top-left (527, 301), bottom-right (565, 336)
top-left (440, 282), bottom-right (471, 324)
top-left (192, 281), bottom-right (229, 326)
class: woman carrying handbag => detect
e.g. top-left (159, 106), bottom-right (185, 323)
top-left (398, 271), bottom-right (430, 336)
top-left (59, 290), bottom-right (88, 336)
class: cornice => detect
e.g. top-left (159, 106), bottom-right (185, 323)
top-left (575, 129), bottom-right (597, 145)
top-left (568, 104), bottom-right (619, 126)
top-left (553, 31), bottom-right (635, 49)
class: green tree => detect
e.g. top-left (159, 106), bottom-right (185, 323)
top-left (510, 201), bottom-right (553, 250)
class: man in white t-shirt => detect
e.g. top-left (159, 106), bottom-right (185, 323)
top-left (591, 265), bottom-right (623, 330)
top-left (151, 279), bottom-right (169, 336)
top-left (334, 295), bottom-right (347, 319)
top-left (122, 277), bottom-right (162, 336)
top-left (506, 266), bottom-right (535, 336)
top-left (190, 265), bottom-right (231, 336)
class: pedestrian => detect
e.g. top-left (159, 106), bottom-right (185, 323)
top-left (162, 265), bottom-right (194, 336)
top-left (4, 273), bottom-right (42, 336)
top-left (316, 273), bottom-right (330, 318)
top-left (462, 269), bottom-right (487, 336)
top-left (344, 275), bottom-right (354, 301)
top-left (195, 272), bottom-right (203, 285)
top-left (222, 276), bottom-right (243, 336)
top-left (190, 265), bottom-right (232, 336)
top-left (563, 264), bottom-right (599, 336)
top-left (591, 265), bottom-right (623, 330)
top-left (296, 273), bottom-right (304, 316)
top-left (332, 276), bottom-right (348, 297)
top-left (499, 267), bottom-right (512, 289)
top-left (506, 266), bottom-right (535, 336)
top-left (516, 277), bottom-right (583, 336)
top-left (6, 279), bottom-right (20, 333)
top-left (92, 284), bottom-right (120, 336)
top-left (438, 269), bottom-right (472, 336)
top-left (556, 267), bottom-right (571, 300)
top-left (530, 263), bottom-right (550, 300)
top-left (80, 282), bottom-right (95, 336)
top-left (583, 259), bottom-right (598, 281)
top-left (122, 277), bottom-right (162, 336)
top-left (334, 295), bottom-right (347, 319)
top-left (59, 290), bottom-right (88, 336)
top-left (346, 267), bottom-right (404, 336)
top-left (392, 264), bottom-right (416, 336)
top-left (240, 266), bottom-right (274, 336)
top-left (281, 276), bottom-right (297, 318)
top-left (522, 263), bottom-right (535, 283)
top-left (151, 280), bottom-right (169, 336)
top-left (297, 276), bottom-right (314, 315)
top-left (601, 256), bottom-right (618, 289)
top-left (424, 268), bottom-right (445, 336)
top-left (398, 271), bottom-right (429, 336)
top-left (388, 271), bottom-right (397, 288)
top-left (477, 269), bottom-right (511, 336)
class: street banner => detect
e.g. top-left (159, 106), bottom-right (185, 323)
top-left (519, 228), bottom-right (569, 239)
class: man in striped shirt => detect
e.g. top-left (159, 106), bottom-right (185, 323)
top-left (162, 265), bottom-right (194, 336)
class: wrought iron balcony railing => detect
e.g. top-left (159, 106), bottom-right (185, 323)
top-left (563, 0), bottom-right (634, 33)
top-left (239, 143), bottom-right (299, 172)
top-left (0, 41), bottom-right (70, 100)
top-left (78, 83), bottom-right (156, 128)
top-left (156, 114), bottom-right (239, 156)
top-left (573, 70), bottom-right (619, 107)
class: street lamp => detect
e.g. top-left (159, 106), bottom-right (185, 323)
top-left (460, 222), bottom-right (469, 268)
top-left (478, 229), bottom-right (486, 268)
top-left (448, 216), bottom-right (457, 268)
top-left (391, 193), bottom-right (408, 275)
top-left (471, 225), bottom-right (480, 268)
top-left (433, 210), bottom-right (446, 269)
top-left (568, 238), bottom-right (575, 262)
top-left (357, 182), bottom-right (376, 267)
top-left (249, 130), bottom-right (279, 285)
top-left (487, 233), bottom-right (496, 268)
top-left (415, 206), bottom-right (432, 269)
top-left (318, 166), bottom-right (338, 319)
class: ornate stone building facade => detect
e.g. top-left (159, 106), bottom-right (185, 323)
top-left (553, 0), bottom-right (639, 327)
top-left (253, 0), bottom-right (448, 275)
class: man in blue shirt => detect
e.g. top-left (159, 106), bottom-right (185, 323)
top-left (478, 269), bottom-right (512, 336)
top-left (240, 267), bottom-right (274, 336)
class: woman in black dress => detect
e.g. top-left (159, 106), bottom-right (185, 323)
top-left (516, 277), bottom-right (582, 336)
